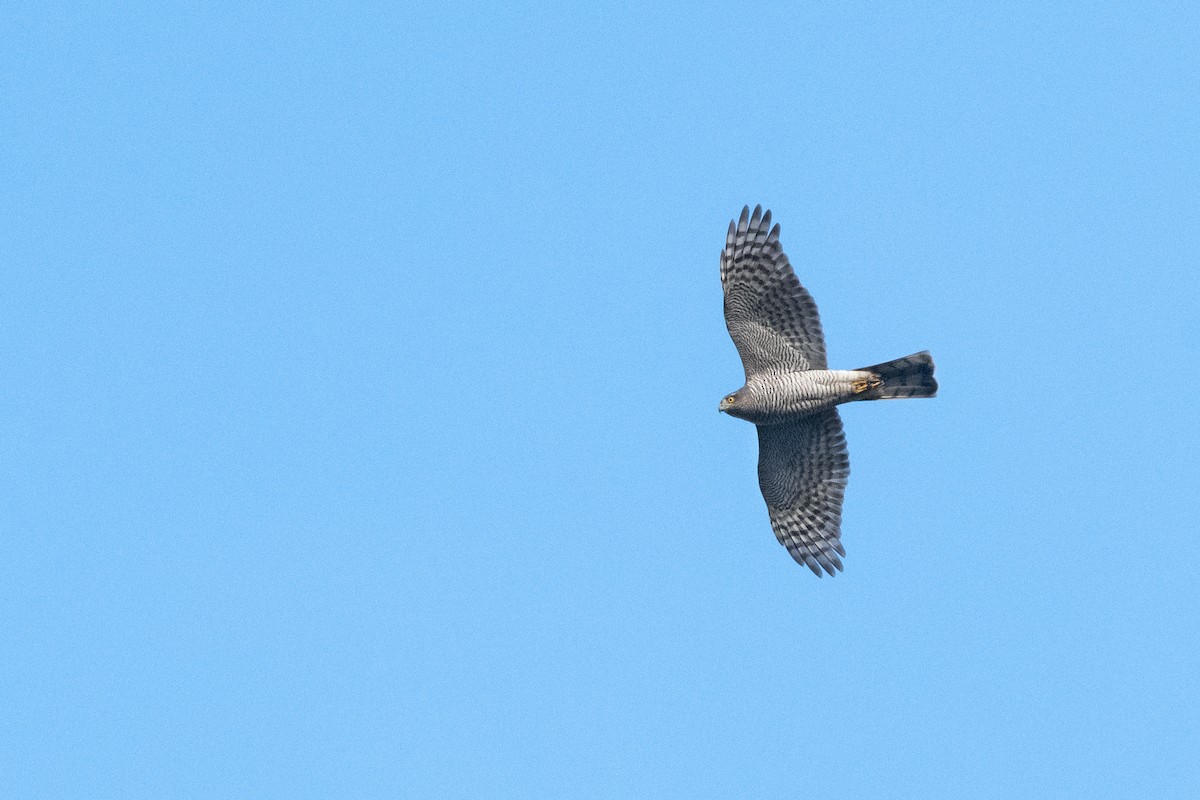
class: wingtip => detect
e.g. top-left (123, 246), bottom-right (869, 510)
top-left (788, 542), bottom-right (845, 577)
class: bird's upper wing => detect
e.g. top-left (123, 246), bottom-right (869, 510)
top-left (721, 205), bottom-right (828, 377)
top-left (756, 409), bottom-right (850, 576)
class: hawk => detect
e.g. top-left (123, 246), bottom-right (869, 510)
top-left (719, 205), bottom-right (937, 576)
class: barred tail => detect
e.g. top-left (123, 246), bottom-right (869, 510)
top-left (856, 351), bottom-right (937, 400)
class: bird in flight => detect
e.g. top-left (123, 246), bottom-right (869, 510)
top-left (719, 205), bottom-right (937, 576)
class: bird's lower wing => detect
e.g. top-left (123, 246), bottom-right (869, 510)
top-left (756, 410), bottom-right (850, 576)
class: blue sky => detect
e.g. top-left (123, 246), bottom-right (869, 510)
top-left (3, 2), bottom-right (1198, 797)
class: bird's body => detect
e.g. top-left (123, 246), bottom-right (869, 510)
top-left (722, 370), bottom-right (874, 424)
top-left (719, 205), bottom-right (937, 576)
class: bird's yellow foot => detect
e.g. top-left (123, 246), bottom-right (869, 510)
top-left (852, 376), bottom-right (883, 394)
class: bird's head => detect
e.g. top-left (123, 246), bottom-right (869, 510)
top-left (718, 388), bottom-right (745, 415)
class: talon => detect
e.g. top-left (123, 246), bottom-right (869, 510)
top-left (853, 376), bottom-right (884, 394)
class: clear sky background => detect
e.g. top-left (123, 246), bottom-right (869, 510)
top-left (3, 2), bottom-right (1198, 798)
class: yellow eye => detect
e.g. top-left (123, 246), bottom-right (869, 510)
top-left (725, 395), bottom-right (736, 404)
